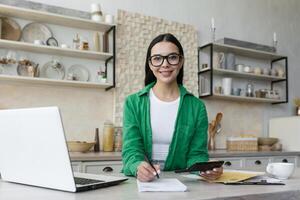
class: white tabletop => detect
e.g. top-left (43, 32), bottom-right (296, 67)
top-left (1, 169), bottom-right (300, 200)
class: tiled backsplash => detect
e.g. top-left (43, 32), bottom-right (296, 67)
top-left (114, 10), bottom-right (198, 126)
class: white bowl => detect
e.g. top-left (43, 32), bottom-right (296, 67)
top-left (67, 141), bottom-right (95, 152)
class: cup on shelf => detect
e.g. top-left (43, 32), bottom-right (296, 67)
top-left (231, 88), bottom-right (241, 96)
top-left (235, 64), bottom-right (244, 72)
top-left (262, 68), bottom-right (270, 75)
top-left (243, 65), bottom-right (252, 73)
top-left (214, 86), bottom-right (223, 94)
top-left (276, 68), bottom-right (285, 77)
top-left (222, 77), bottom-right (232, 95)
top-left (105, 14), bottom-right (114, 24)
top-left (33, 40), bottom-right (44, 45)
top-left (271, 68), bottom-right (277, 76)
top-left (253, 67), bottom-right (262, 75)
top-left (60, 44), bottom-right (69, 49)
top-left (90, 3), bottom-right (101, 13)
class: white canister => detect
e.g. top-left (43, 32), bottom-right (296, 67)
top-left (105, 14), bottom-right (114, 24)
top-left (222, 78), bottom-right (232, 95)
top-left (90, 3), bottom-right (101, 13)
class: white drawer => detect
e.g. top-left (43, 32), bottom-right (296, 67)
top-left (82, 161), bottom-right (123, 174)
top-left (271, 156), bottom-right (297, 164)
top-left (245, 157), bottom-right (270, 170)
top-left (215, 158), bottom-right (242, 169)
top-left (71, 162), bottom-right (82, 172)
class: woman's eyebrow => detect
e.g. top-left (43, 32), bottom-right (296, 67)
top-left (151, 52), bottom-right (179, 56)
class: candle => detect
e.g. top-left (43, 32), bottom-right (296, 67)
top-left (273, 32), bottom-right (277, 42)
top-left (211, 17), bottom-right (215, 29)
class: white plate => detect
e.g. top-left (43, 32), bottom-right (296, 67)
top-left (67, 64), bottom-right (90, 82)
top-left (41, 61), bottom-right (65, 80)
top-left (22, 22), bottom-right (52, 44)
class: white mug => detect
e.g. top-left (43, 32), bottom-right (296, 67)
top-left (60, 44), bottom-right (69, 48)
top-left (105, 14), bottom-right (114, 24)
top-left (266, 162), bottom-right (294, 180)
top-left (33, 40), bottom-right (44, 45)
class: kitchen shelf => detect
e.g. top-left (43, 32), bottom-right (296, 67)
top-left (198, 42), bottom-right (288, 104)
top-left (211, 68), bottom-right (286, 81)
top-left (207, 94), bottom-right (285, 103)
top-left (0, 74), bottom-right (112, 89)
top-left (0, 39), bottom-right (113, 60)
top-left (204, 43), bottom-right (285, 60)
top-left (0, 4), bottom-right (115, 32)
top-left (0, 3), bottom-right (116, 90)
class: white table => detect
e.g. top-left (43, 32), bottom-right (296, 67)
top-left (1, 169), bottom-right (300, 200)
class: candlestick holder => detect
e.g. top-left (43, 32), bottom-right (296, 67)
top-left (211, 27), bottom-right (216, 43)
top-left (273, 40), bottom-right (278, 51)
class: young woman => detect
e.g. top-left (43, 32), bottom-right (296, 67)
top-left (122, 33), bottom-right (223, 182)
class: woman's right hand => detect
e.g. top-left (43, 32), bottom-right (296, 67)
top-left (136, 161), bottom-right (160, 182)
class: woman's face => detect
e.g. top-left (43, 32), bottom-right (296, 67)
top-left (149, 41), bottom-right (183, 85)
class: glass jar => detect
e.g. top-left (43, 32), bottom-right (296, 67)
top-left (245, 83), bottom-right (254, 97)
top-left (114, 127), bottom-right (122, 152)
top-left (103, 121), bottom-right (114, 152)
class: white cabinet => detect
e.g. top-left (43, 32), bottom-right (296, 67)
top-left (244, 157), bottom-right (270, 170)
top-left (82, 161), bottom-right (123, 174)
top-left (220, 158), bottom-right (243, 169)
top-left (71, 161), bottom-right (82, 172)
top-left (271, 156), bottom-right (297, 164)
top-left (71, 161), bottom-right (123, 174)
top-left (215, 155), bottom-right (299, 170)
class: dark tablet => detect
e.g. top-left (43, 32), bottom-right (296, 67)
top-left (174, 161), bottom-right (224, 173)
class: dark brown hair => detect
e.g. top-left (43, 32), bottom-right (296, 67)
top-left (144, 33), bottom-right (184, 86)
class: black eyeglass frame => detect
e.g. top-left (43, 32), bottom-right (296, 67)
top-left (148, 53), bottom-right (183, 67)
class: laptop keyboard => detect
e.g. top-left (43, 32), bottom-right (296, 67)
top-left (74, 177), bottom-right (104, 185)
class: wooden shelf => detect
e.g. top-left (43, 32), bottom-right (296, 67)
top-left (0, 74), bottom-right (112, 89)
top-left (0, 4), bottom-right (115, 32)
top-left (203, 43), bottom-right (286, 60)
top-left (201, 93), bottom-right (285, 103)
top-left (0, 39), bottom-right (113, 60)
top-left (212, 68), bottom-right (286, 81)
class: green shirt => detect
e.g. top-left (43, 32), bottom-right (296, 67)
top-left (122, 82), bottom-right (209, 176)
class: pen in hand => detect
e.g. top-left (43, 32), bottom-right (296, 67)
top-left (144, 155), bottom-right (160, 179)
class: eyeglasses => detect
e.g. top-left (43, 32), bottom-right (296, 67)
top-left (149, 53), bottom-right (182, 67)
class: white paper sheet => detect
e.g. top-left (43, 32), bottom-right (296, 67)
top-left (137, 178), bottom-right (187, 192)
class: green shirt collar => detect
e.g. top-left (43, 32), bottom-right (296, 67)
top-left (138, 81), bottom-right (192, 97)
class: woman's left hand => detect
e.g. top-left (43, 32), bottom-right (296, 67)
top-left (199, 167), bottom-right (223, 181)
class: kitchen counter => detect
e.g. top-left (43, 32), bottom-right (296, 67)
top-left (70, 150), bottom-right (300, 161)
top-left (1, 169), bottom-right (300, 200)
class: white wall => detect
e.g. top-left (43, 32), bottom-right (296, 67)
top-left (25, 0), bottom-right (300, 139)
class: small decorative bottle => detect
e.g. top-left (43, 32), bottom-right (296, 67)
top-left (94, 128), bottom-right (100, 152)
top-left (72, 33), bottom-right (80, 50)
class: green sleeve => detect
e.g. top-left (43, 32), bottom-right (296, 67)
top-left (186, 102), bottom-right (209, 167)
top-left (121, 96), bottom-right (145, 176)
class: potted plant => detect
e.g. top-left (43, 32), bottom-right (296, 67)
top-left (293, 97), bottom-right (300, 116)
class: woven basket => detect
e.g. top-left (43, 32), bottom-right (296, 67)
top-left (227, 137), bottom-right (258, 151)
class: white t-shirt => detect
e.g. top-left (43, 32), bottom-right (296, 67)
top-left (150, 88), bottom-right (180, 161)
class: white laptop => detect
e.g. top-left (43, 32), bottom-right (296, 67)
top-left (0, 107), bottom-right (127, 192)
